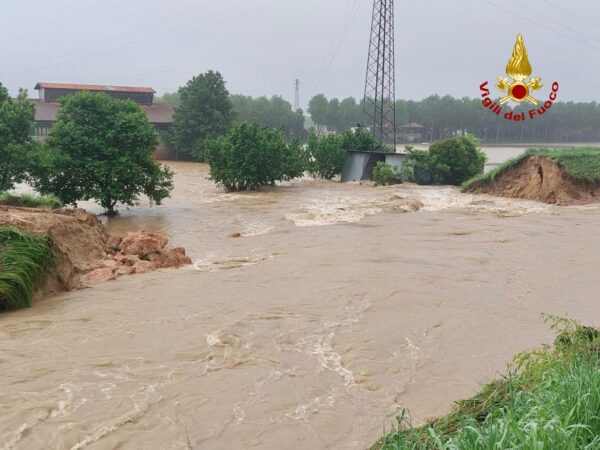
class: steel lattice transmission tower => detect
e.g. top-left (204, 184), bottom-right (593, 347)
top-left (363, 0), bottom-right (396, 146)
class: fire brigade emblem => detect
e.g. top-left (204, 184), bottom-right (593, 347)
top-left (496, 34), bottom-right (542, 105)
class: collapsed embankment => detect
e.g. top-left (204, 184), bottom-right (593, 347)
top-left (0, 206), bottom-right (191, 308)
top-left (465, 155), bottom-right (600, 205)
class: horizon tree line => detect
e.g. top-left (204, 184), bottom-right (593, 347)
top-left (159, 85), bottom-right (600, 144)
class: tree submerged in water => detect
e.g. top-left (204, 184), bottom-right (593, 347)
top-left (33, 91), bottom-right (174, 215)
top-left (205, 123), bottom-right (306, 191)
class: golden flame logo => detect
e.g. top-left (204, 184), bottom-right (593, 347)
top-left (506, 34), bottom-right (532, 81)
top-left (496, 34), bottom-right (543, 105)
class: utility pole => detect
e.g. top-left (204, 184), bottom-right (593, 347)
top-left (293, 78), bottom-right (301, 111)
top-left (363, 0), bottom-right (396, 146)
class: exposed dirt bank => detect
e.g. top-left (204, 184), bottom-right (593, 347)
top-left (0, 207), bottom-right (191, 298)
top-left (466, 156), bottom-right (600, 205)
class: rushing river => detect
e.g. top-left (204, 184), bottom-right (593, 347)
top-left (2, 155), bottom-right (600, 449)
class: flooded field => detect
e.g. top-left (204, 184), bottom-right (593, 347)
top-left (2, 161), bottom-right (600, 449)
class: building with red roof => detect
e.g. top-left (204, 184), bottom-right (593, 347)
top-left (32, 82), bottom-right (175, 159)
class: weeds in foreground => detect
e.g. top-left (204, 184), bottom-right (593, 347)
top-left (0, 227), bottom-right (56, 312)
top-left (373, 315), bottom-right (600, 449)
top-left (0, 192), bottom-right (63, 209)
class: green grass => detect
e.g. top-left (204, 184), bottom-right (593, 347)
top-left (0, 227), bottom-right (56, 312)
top-left (372, 316), bottom-right (600, 450)
top-left (0, 192), bottom-right (63, 209)
top-left (462, 147), bottom-right (600, 191)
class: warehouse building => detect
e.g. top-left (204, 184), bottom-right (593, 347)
top-left (32, 82), bottom-right (175, 159)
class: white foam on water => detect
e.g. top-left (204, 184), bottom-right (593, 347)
top-left (240, 221), bottom-right (274, 237)
top-left (417, 187), bottom-right (553, 216)
top-left (286, 197), bottom-right (382, 227)
top-left (193, 253), bottom-right (276, 272)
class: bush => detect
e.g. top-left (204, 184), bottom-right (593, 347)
top-left (0, 227), bottom-right (56, 312)
top-left (401, 137), bottom-right (486, 186)
top-left (339, 128), bottom-right (391, 152)
top-left (307, 133), bottom-right (346, 179)
top-left (400, 146), bottom-right (434, 184)
top-left (428, 135), bottom-right (486, 185)
top-left (32, 92), bottom-right (174, 215)
top-left (307, 129), bottom-right (392, 180)
top-left (373, 162), bottom-right (395, 186)
top-left (205, 123), bottom-right (307, 191)
top-left (0, 192), bottom-right (62, 209)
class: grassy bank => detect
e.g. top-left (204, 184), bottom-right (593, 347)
top-left (0, 227), bottom-right (56, 312)
top-left (462, 147), bottom-right (600, 191)
top-left (372, 317), bottom-right (600, 449)
top-left (0, 192), bottom-right (63, 209)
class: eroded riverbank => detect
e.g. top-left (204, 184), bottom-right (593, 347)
top-left (1, 163), bottom-right (600, 449)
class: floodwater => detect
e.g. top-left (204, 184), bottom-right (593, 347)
top-left (2, 157), bottom-right (600, 450)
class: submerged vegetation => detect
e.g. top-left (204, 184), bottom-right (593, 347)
top-left (373, 316), bottom-right (600, 449)
top-left (373, 161), bottom-right (396, 186)
top-left (400, 136), bottom-right (486, 186)
top-left (308, 129), bottom-right (390, 179)
top-left (462, 147), bottom-right (600, 191)
top-left (0, 192), bottom-right (63, 209)
top-left (33, 91), bottom-right (174, 215)
top-left (0, 227), bottom-right (56, 312)
top-left (205, 123), bottom-right (306, 191)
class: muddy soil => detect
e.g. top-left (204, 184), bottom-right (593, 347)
top-left (467, 156), bottom-right (600, 205)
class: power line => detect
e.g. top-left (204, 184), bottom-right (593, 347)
top-left (540, 0), bottom-right (600, 30)
top-left (311, 0), bottom-right (365, 91)
top-left (480, 0), bottom-right (600, 52)
top-left (62, 9), bottom-right (202, 58)
top-left (512, 0), bottom-right (600, 47)
top-left (6, 0), bottom-right (284, 77)
top-left (322, 1), bottom-right (359, 59)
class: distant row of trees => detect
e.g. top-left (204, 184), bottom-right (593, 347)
top-left (162, 86), bottom-right (600, 146)
top-left (307, 94), bottom-right (600, 144)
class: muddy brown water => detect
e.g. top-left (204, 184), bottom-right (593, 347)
top-left (2, 162), bottom-right (600, 450)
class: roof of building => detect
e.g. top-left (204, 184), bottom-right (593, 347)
top-left (34, 82), bottom-right (156, 94)
top-left (346, 150), bottom-right (407, 156)
top-left (33, 100), bottom-right (174, 124)
top-left (400, 122), bottom-right (425, 129)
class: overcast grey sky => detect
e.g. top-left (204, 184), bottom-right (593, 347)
top-left (2, 0), bottom-right (600, 108)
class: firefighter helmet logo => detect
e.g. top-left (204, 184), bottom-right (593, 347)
top-left (496, 34), bottom-right (543, 105)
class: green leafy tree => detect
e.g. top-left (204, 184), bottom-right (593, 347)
top-left (308, 94), bottom-right (330, 133)
top-left (307, 133), bottom-right (346, 179)
top-left (339, 128), bottom-right (390, 152)
top-left (205, 123), bottom-right (306, 191)
top-left (230, 94), bottom-right (307, 141)
top-left (155, 91), bottom-right (180, 106)
top-left (339, 97), bottom-right (362, 130)
top-left (400, 146), bottom-right (435, 184)
top-left (33, 92), bottom-right (174, 215)
top-left (172, 71), bottom-right (234, 160)
top-left (428, 135), bottom-right (486, 185)
top-left (0, 84), bottom-right (36, 191)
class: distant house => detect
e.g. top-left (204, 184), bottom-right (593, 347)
top-left (32, 82), bottom-right (175, 160)
top-left (398, 122), bottom-right (425, 143)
